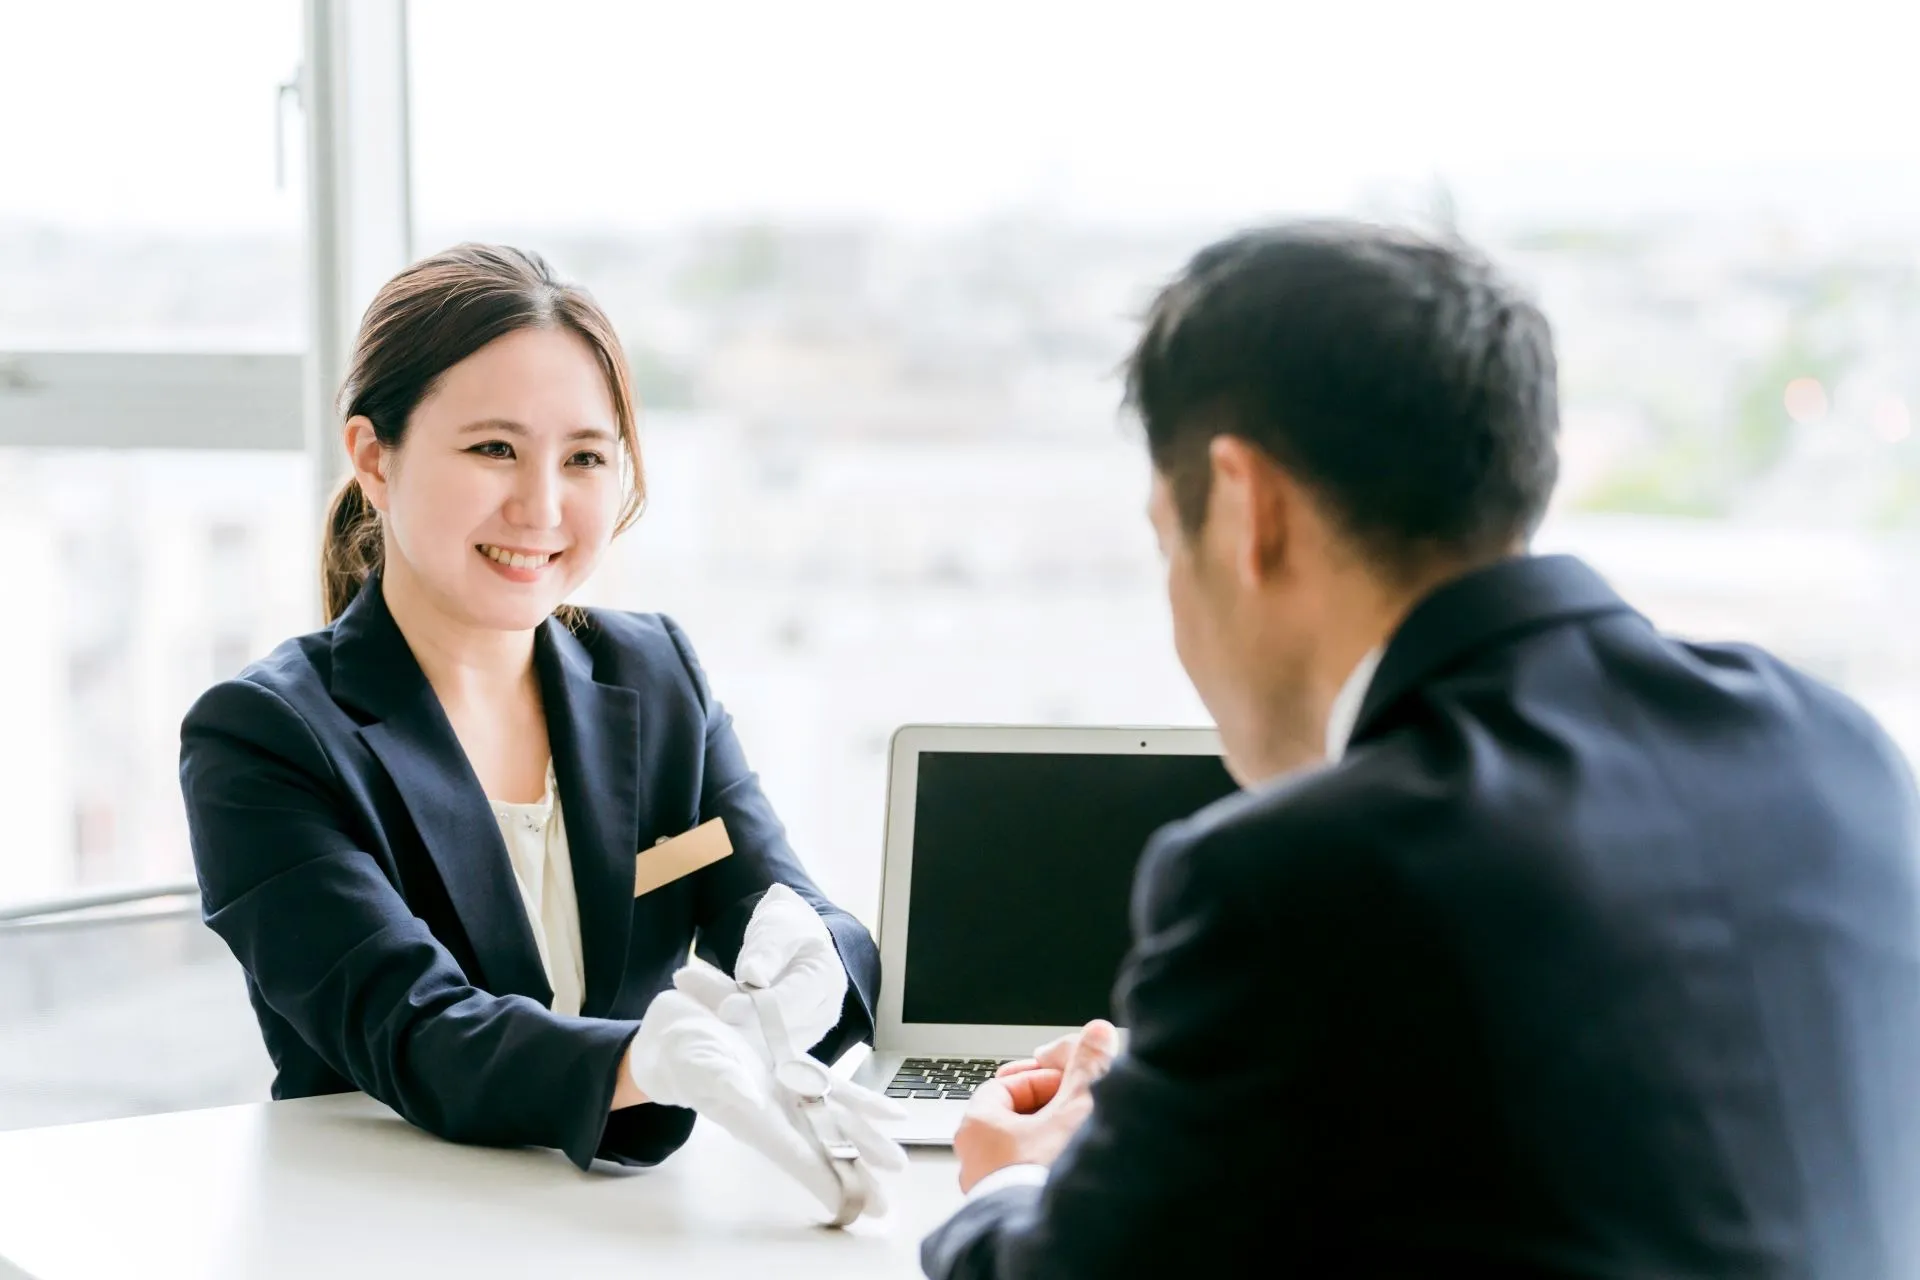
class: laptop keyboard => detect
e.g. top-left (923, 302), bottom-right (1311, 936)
top-left (884, 1057), bottom-right (1013, 1101)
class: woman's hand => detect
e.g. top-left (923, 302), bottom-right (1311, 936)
top-left (677, 883), bottom-right (848, 1053)
top-left (623, 985), bottom-right (901, 1222)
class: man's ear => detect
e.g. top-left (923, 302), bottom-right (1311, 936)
top-left (343, 416), bottom-right (391, 512)
top-left (1207, 435), bottom-right (1291, 587)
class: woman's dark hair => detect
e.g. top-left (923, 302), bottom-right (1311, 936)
top-left (322, 243), bottom-right (646, 623)
top-left (1124, 220), bottom-right (1560, 579)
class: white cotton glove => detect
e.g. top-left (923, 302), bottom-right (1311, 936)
top-left (626, 986), bottom-right (902, 1224)
top-left (674, 883), bottom-right (848, 1054)
top-left (624, 989), bottom-right (766, 1116)
top-left (673, 955), bottom-right (907, 1220)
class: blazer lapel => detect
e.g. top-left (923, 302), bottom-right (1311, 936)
top-left (330, 582), bottom-right (554, 1006)
top-left (536, 618), bottom-right (642, 1018)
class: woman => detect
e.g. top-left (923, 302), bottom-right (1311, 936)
top-left (179, 244), bottom-right (887, 1199)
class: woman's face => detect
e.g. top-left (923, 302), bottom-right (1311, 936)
top-left (349, 326), bottom-right (626, 634)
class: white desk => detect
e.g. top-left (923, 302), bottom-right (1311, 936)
top-left (0, 1094), bottom-right (968, 1279)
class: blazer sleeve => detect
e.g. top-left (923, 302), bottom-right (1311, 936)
top-left (659, 616), bottom-right (880, 1065)
top-left (180, 678), bottom-right (687, 1171)
top-left (920, 816), bottom-right (1367, 1280)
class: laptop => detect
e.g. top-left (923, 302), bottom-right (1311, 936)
top-left (850, 724), bottom-right (1239, 1145)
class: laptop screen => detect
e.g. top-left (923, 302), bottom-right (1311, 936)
top-left (901, 749), bottom-right (1240, 1028)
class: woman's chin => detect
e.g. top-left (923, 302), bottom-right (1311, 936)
top-left (461, 583), bottom-right (573, 633)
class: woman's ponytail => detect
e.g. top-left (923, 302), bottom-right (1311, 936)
top-left (320, 473), bottom-right (382, 624)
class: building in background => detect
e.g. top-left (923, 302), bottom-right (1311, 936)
top-left (2, 211), bottom-right (1917, 922)
top-left (0, 479), bottom-right (69, 904)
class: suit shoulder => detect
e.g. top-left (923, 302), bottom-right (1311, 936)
top-left (1678, 638), bottom-right (1914, 786)
top-left (184, 629), bottom-right (333, 735)
top-left (179, 659), bottom-right (343, 804)
top-left (1139, 754), bottom-right (1429, 924)
top-left (1168, 745), bottom-right (1439, 864)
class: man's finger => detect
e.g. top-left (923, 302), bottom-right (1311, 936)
top-left (1056, 1019), bottom-right (1117, 1100)
top-left (991, 1037), bottom-right (1074, 1079)
top-left (975, 1067), bottom-right (1064, 1115)
top-left (1029, 1031), bottom-right (1080, 1072)
top-left (965, 1076), bottom-right (1017, 1117)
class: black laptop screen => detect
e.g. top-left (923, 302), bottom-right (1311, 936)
top-left (900, 749), bottom-right (1239, 1028)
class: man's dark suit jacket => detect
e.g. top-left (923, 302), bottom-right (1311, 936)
top-left (179, 580), bottom-right (877, 1171)
top-left (924, 554), bottom-right (1920, 1278)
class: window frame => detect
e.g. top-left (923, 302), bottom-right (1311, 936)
top-left (0, 0), bottom-right (414, 909)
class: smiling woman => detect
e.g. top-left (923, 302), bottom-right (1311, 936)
top-left (346, 328), bottom-right (624, 629)
top-left (175, 243), bottom-right (889, 1191)
top-left (323, 243), bottom-right (646, 629)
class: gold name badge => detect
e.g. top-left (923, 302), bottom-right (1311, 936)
top-left (634, 818), bottom-right (734, 898)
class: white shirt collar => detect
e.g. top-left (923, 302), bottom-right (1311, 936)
top-left (1324, 646), bottom-right (1384, 762)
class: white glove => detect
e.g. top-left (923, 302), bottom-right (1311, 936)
top-left (674, 956), bottom-right (907, 1222)
top-left (675, 883), bottom-right (848, 1054)
top-left (626, 986), bottom-right (902, 1224)
top-left (624, 988), bottom-right (765, 1115)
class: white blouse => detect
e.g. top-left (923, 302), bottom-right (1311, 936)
top-left (488, 764), bottom-right (587, 1017)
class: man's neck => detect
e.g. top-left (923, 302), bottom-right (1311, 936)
top-left (1300, 590), bottom-right (1404, 759)
top-left (1323, 646), bottom-right (1386, 762)
top-left (1297, 553), bottom-right (1506, 766)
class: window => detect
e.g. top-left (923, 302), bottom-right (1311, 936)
top-left (3, 0), bottom-right (1915, 1132)
top-left (0, 2), bottom-right (304, 349)
top-left (0, 449), bottom-right (312, 901)
top-left (0, 2), bottom-right (308, 1130)
top-left (0, 3), bottom-right (308, 906)
top-left (411, 0), bottom-right (1920, 919)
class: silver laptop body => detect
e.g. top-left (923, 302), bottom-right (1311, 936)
top-left (851, 723), bottom-right (1235, 1145)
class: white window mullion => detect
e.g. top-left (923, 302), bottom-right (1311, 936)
top-left (300, 0), bottom-right (414, 571)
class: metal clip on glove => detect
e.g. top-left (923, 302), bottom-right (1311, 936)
top-left (625, 987), bottom-right (899, 1226)
top-left (674, 955), bottom-right (906, 1225)
top-left (746, 977), bottom-right (875, 1226)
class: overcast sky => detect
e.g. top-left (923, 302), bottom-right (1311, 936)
top-left (3, 0), bottom-right (1917, 234)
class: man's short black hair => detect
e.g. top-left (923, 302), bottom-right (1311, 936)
top-left (1124, 220), bottom-right (1560, 575)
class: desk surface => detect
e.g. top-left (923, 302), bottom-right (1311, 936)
top-left (0, 1094), bottom-right (967, 1279)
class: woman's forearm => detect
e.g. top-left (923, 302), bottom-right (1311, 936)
top-left (611, 1043), bottom-right (650, 1110)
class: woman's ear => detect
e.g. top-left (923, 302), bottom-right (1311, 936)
top-left (343, 416), bottom-right (391, 512)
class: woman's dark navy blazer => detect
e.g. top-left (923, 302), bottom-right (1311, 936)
top-left (179, 580), bottom-right (879, 1170)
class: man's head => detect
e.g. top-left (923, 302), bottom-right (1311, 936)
top-left (1129, 220), bottom-right (1560, 781)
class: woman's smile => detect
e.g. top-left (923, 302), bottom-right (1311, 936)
top-left (476, 542), bottom-right (562, 583)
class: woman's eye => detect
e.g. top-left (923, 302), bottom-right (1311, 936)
top-left (570, 450), bottom-right (608, 469)
top-left (469, 441), bottom-right (514, 459)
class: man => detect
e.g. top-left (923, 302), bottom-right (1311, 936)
top-left (921, 221), bottom-right (1920, 1278)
